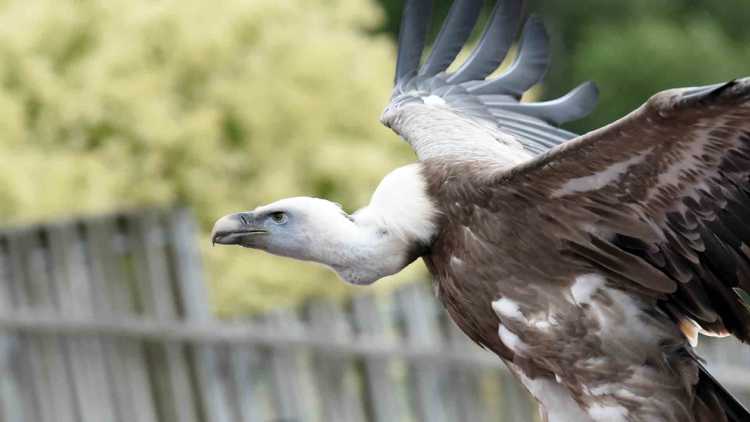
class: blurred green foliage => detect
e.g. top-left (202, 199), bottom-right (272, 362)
top-left (1, 0), bottom-right (749, 314)
top-left (535, 0), bottom-right (750, 133)
top-left (0, 0), bottom-right (420, 314)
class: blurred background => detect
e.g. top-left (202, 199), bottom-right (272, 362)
top-left (0, 0), bottom-right (749, 421)
top-left (1, 0), bottom-right (749, 314)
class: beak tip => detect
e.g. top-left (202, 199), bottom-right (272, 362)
top-left (211, 213), bottom-right (264, 247)
top-left (211, 212), bottom-right (249, 247)
top-left (211, 230), bottom-right (225, 247)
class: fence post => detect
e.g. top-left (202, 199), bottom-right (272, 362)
top-left (501, 368), bottom-right (537, 422)
top-left (86, 217), bottom-right (159, 422)
top-left (25, 231), bottom-right (82, 422)
top-left (129, 211), bottom-right (201, 422)
top-left (307, 300), bottom-right (367, 422)
top-left (351, 294), bottom-right (408, 422)
top-left (167, 208), bottom-right (233, 422)
top-left (395, 283), bottom-right (459, 422)
top-left (265, 308), bottom-right (320, 421)
top-left (227, 330), bottom-right (269, 422)
top-left (47, 224), bottom-right (118, 422)
top-left (0, 236), bottom-right (26, 422)
top-left (444, 316), bottom-right (495, 422)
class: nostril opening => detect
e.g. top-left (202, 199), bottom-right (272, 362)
top-left (239, 213), bottom-right (249, 225)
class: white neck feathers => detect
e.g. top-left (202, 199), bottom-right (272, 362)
top-left (322, 164), bottom-right (439, 284)
top-left (354, 163), bottom-right (438, 245)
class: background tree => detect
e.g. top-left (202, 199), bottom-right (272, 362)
top-left (1, 0), bottom-right (748, 314)
top-left (0, 0), bottom-right (419, 314)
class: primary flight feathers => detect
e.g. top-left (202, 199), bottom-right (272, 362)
top-left (389, 0), bottom-right (599, 154)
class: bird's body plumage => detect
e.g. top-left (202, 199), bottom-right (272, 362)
top-left (213, 1), bottom-right (750, 420)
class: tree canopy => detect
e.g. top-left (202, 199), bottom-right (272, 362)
top-left (1, 0), bottom-right (749, 313)
top-left (0, 0), bottom-right (421, 314)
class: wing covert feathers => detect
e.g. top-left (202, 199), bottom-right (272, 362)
top-left (496, 78), bottom-right (750, 343)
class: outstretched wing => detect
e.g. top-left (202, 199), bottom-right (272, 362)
top-left (494, 79), bottom-right (750, 343)
top-left (382, 0), bottom-right (598, 161)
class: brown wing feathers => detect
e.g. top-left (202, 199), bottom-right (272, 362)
top-left (501, 79), bottom-right (750, 342)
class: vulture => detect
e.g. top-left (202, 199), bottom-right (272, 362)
top-left (212, 0), bottom-right (750, 421)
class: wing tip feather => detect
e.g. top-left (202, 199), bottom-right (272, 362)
top-left (419, 0), bottom-right (484, 77)
top-left (394, 0), bottom-right (433, 86)
top-left (447, 0), bottom-right (523, 84)
top-left (387, 0), bottom-right (600, 155)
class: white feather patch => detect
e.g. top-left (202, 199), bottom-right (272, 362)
top-left (551, 149), bottom-right (651, 198)
top-left (492, 297), bottom-right (524, 320)
top-left (571, 274), bottom-right (605, 305)
top-left (492, 297), bottom-right (557, 331)
top-left (587, 403), bottom-right (628, 422)
top-left (646, 132), bottom-right (716, 203)
top-left (498, 325), bottom-right (527, 353)
top-left (358, 163), bottom-right (438, 244)
top-left (508, 364), bottom-right (595, 422)
top-left (422, 95), bottom-right (446, 106)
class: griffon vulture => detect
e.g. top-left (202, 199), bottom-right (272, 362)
top-left (212, 1), bottom-right (750, 420)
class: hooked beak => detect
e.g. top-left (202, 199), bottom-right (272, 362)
top-left (211, 212), bottom-right (267, 246)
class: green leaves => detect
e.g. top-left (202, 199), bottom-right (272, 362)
top-left (7, 0), bottom-right (750, 314)
top-left (532, 0), bottom-right (750, 134)
top-left (0, 0), bottom-right (420, 314)
top-left (565, 17), bottom-right (750, 133)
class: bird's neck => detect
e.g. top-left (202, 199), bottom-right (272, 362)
top-left (315, 164), bottom-right (440, 285)
top-left (319, 215), bottom-right (417, 285)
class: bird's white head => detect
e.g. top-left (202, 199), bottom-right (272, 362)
top-left (212, 196), bottom-right (353, 262)
top-left (212, 165), bottom-right (440, 285)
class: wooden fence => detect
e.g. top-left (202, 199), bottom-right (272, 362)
top-left (0, 209), bottom-right (747, 422)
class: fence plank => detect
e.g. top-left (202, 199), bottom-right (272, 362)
top-left (4, 234), bottom-right (44, 422)
top-left (444, 317), bottom-right (496, 422)
top-left (47, 224), bottom-right (118, 422)
top-left (265, 309), bottom-right (320, 421)
top-left (308, 301), bottom-right (367, 422)
top-left (396, 283), bottom-right (458, 422)
top-left (129, 212), bottom-right (202, 422)
top-left (11, 233), bottom-right (80, 421)
top-left (25, 232), bottom-right (79, 422)
top-left (228, 337), bottom-right (270, 422)
top-left (351, 294), bottom-right (407, 422)
top-left (698, 337), bottom-right (750, 405)
top-left (501, 369), bottom-right (537, 422)
top-left (86, 218), bottom-right (159, 422)
top-left (167, 209), bottom-right (233, 422)
top-left (6, 233), bottom-right (55, 422)
top-left (0, 238), bottom-right (26, 422)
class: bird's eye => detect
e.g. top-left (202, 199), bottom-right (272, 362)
top-left (270, 212), bottom-right (287, 224)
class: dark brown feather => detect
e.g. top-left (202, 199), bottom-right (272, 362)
top-left (419, 79), bottom-right (750, 421)
top-left (488, 78), bottom-right (750, 343)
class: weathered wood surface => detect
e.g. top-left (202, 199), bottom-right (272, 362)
top-left (0, 208), bottom-right (747, 422)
